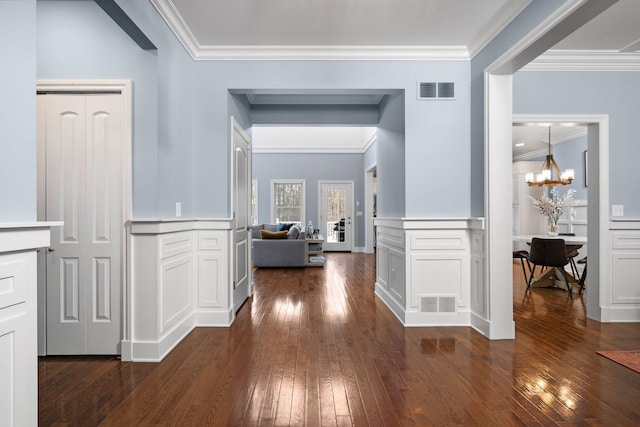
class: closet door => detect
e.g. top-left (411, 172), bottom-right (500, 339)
top-left (43, 93), bottom-right (123, 354)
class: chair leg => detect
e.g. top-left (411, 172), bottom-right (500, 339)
top-left (519, 259), bottom-right (529, 283)
top-left (569, 257), bottom-right (580, 282)
top-left (578, 263), bottom-right (587, 293)
top-left (525, 264), bottom-right (536, 294)
top-left (560, 268), bottom-right (573, 299)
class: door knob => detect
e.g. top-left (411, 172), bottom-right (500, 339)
top-left (48, 247), bottom-right (55, 252)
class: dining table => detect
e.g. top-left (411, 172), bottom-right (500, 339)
top-left (513, 234), bottom-right (587, 290)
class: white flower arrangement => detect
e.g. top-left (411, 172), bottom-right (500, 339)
top-left (529, 188), bottom-right (576, 234)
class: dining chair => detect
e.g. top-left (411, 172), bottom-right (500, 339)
top-left (513, 250), bottom-right (532, 283)
top-left (577, 256), bottom-right (587, 293)
top-left (526, 237), bottom-right (572, 298)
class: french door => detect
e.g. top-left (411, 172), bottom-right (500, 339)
top-left (319, 181), bottom-right (354, 252)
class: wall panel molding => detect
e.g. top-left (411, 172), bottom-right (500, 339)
top-left (126, 219), bottom-right (232, 362)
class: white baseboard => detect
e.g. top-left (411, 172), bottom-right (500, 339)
top-left (470, 312), bottom-right (490, 337)
top-left (194, 309), bottom-right (235, 326)
top-left (374, 282), bottom-right (405, 324)
top-left (404, 310), bottom-right (471, 327)
top-left (600, 306), bottom-right (640, 322)
top-left (352, 246), bottom-right (366, 253)
top-left (123, 314), bottom-right (195, 362)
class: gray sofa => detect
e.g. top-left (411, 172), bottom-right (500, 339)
top-left (251, 223), bottom-right (306, 267)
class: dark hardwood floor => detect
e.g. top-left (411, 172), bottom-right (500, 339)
top-left (39, 253), bottom-right (640, 426)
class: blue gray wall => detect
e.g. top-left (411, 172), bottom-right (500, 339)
top-left (470, 0), bottom-right (566, 217)
top-left (252, 153), bottom-right (365, 247)
top-left (514, 71), bottom-right (640, 218)
top-left (37, 1), bottom-right (170, 217)
top-left (376, 92), bottom-right (405, 217)
top-left (12, 0), bottom-right (578, 224)
top-left (553, 135), bottom-right (588, 201)
top-left (0, 0), bottom-right (37, 222)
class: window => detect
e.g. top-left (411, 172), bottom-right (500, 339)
top-left (251, 180), bottom-right (258, 225)
top-left (271, 179), bottom-right (305, 225)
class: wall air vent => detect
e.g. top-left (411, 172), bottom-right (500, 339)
top-left (420, 296), bottom-right (438, 313)
top-left (418, 82), bottom-right (437, 99)
top-left (419, 295), bottom-right (457, 313)
top-left (417, 82), bottom-right (455, 100)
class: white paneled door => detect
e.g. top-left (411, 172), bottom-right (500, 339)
top-left (232, 118), bottom-right (252, 312)
top-left (41, 94), bottom-right (123, 354)
top-left (320, 181), bottom-right (353, 252)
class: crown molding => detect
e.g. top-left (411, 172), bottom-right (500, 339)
top-left (253, 147), bottom-right (366, 154)
top-left (522, 50), bottom-right (640, 71)
top-left (149, 0), bottom-right (200, 57)
top-left (468, 0), bottom-right (532, 59)
top-left (192, 45), bottom-right (469, 61)
top-left (150, 0), bottom-right (470, 61)
top-left (513, 147), bottom-right (547, 162)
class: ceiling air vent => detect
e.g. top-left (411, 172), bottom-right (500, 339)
top-left (417, 82), bottom-right (455, 100)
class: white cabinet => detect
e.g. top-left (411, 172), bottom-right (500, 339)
top-left (0, 224), bottom-right (56, 427)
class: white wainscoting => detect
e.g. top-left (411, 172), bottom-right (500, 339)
top-left (469, 222), bottom-right (488, 334)
top-left (607, 222), bottom-right (640, 321)
top-left (124, 219), bottom-right (233, 362)
top-left (0, 223), bottom-right (58, 427)
top-left (375, 218), bottom-right (484, 327)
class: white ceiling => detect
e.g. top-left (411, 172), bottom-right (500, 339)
top-left (252, 127), bottom-right (376, 153)
top-left (512, 125), bottom-right (587, 160)
top-left (151, 0), bottom-right (530, 59)
top-left (152, 0), bottom-right (640, 61)
top-left (552, 0), bottom-right (640, 52)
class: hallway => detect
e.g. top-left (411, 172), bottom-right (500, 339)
top-left (39, 253), bottom-right (640, 426)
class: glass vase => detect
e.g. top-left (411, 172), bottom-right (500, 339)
top-left (547, 217), bottom-right (558, 237)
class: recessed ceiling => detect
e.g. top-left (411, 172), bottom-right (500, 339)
top-left (512, 125), bottom-right (587, 160)
top-left (151, 0), bottom-right (531, 59)
top-left (252, 126), bottom-right (376, 153)
top-left (552, 0), bottom-right (640, 52)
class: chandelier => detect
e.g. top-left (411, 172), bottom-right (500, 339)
top-left (525, 127), bottom-right (574, 187)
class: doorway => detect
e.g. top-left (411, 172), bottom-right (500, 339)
top-left (319, 181), bottom-right (354, 252)
top-left (37, 81), bottom-right (132, 355)
top-left (231, 117), bottom-right (252, 312)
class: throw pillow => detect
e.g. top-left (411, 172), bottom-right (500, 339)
top-left (260, 230), bottom-right (288, 239)
top-left (287, 225), bottom-right (300, 239)
top-left (277, 222), bottom-right (295, 231)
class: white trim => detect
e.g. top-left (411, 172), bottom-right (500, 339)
top-left (512, 114), bottom-right (611, 323)
top-left (251, 179), bottom-right (258, 225)
top-left (194, 45), bottom-right (471, 61)
top-left (364, 164), bottom-right (377, 254)
top-left (488, 0), bottom-right (591, 74)
top-left (253, 147), bottom-right (368, 154)
top-left (484, 73), bottom-right (516, 340)
top-left (362, 133), bottom-right (377, 154)
top-left (36, 79), bottom-right (133, 354)
top-left (129, 219), bottom-right (234, 234)
top-left (523, 50), bottom-right (640, 72)
top-left (147, 3), bottom-right (472, 61)
top-left (610, 220), bottom-right (640, 230)
top-left (468, 0), bottom-right (533, 59)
